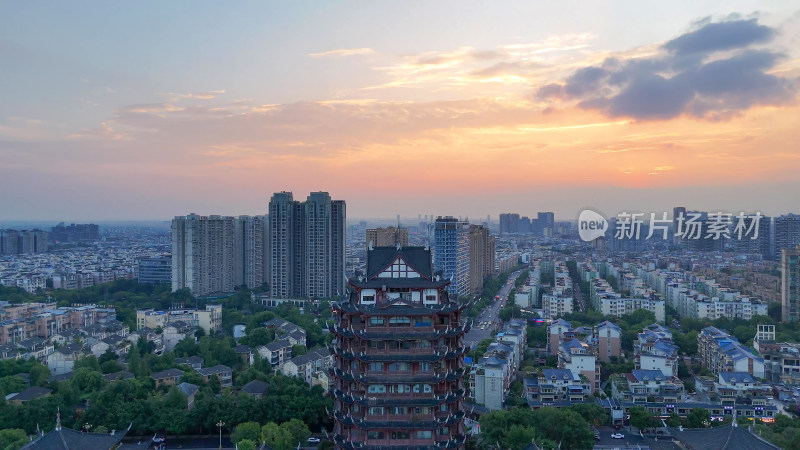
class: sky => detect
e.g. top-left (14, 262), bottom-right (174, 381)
top-left (2, 1), bottom-right (800, 222)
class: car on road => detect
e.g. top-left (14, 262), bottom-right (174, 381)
top-left (152, 433), bottom-right (166, 444)
top-left (308, 437), bottom-right (321, 444)
top-left (611, 433), bottom-right (624, 439)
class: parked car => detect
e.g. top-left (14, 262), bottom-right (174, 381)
top-left (308, 437), bottom-right (321, 444)
top-left (152, 433), bottom-right (166, 444)
top-left (611, 433), bottom-right (625, 439)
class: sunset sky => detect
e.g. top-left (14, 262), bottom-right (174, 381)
top-left (2, 1), bottom-right (799, 222)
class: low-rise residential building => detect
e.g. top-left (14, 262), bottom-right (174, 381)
top-left (524, 368), bottom-right (591, 408)
top-left (257, 339), bottom-right (293, 368)
top-left (151, 368), bottom-right (184, 388)
top-left (695, 372), bottom-right (771, 406)
top-left (177, 382), bottom-right (200, 409)
top-left (612, 369), bottom-right (684, 404)
top-left (240, 379), bottom-right (269, 399)
top-left (698, 326), bottom-right (765, 378)
top-left (281, 348), bottom-right (334, 385)
top-left (175, 355), bottom-right (205, 370)
top-left (7, 386), bottom-right (52, 406)
top-left (635, 324), bottom-right (679, 378)
top-left (46, 343), bottom-right (87, 375)
top-left (559, 339), bottom-right (599, 392)
top-left (596, 321), bottom-right (622, 363)
top-left (136, 304), bottom-right (222, 335)
top-left (197, 364), bottom-right (232, 388)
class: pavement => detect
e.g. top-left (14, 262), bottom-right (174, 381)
top-left (463, 270), bottom-right (522, 348)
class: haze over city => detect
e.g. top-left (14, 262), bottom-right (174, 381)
top-left (2, 1), bottom-right (800, 221)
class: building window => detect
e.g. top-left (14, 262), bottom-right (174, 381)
top-left (415, 430), bottom-right (432, 439)
top-left (391, 431), bottom-right (410, 440)
top-left (369, 362), bottom-right (384, 371)
top-left (370, 317), bottom-right (385, 326)
top-left (367, 385), bottom-right (386, 393)
top-left (389, 316), bottom-right (411, 326)
top-left (415, 317), bottom-right (432, 327)
top-left (368, 407), bottom-right (385, 415)
top-left (367, 431), bottom-right (384, 439)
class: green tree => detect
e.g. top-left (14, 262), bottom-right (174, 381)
top-left (504, 424), bottom-right (538, 449)
top-left (100, 360), bottom-right (123, 374)
top-left (71, 367), bottom-right (107, 393)
top-left (232, 421), bottom-right (262, 444)
top-left (666, 412), bottom-right (682, 427)
top-left (261, 422), bottom-right (293, 450)
top-left (571, 403), bottom-right (609, 427)
top-left (237, 439), bottom-right (257, 450)
top-left (0, 428), bottom-right (28, 450)
top-left (29, 363), bottom-right (50, 387)
top-left (0, 376), bottom-right (26, 396)
top-left (292, 345), bottom-right (308, 357)
top-left (685, 408), bottom-right (711, 429)
top-left (280, 418), bottom-right (311, 447)
top-left (629, 406), bottom-right (658, 431)
top-left (73, 355), bottom-right (100, 372)
top-left (531, 407), bottom-right (594, 449)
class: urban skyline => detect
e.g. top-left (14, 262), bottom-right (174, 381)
top-left (2, 2), bottom-right (800, 221)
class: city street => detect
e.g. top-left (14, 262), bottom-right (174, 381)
top-left (463, 270), bottom-right (522, 348)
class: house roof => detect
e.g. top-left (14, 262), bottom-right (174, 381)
top-left (175, 355), bottom-right (204, 365)
top-left (365, 246), bottom-right (433, 279)
top-left (55, 343), bottom-right (84, 356)
top-left (541, 369), bottom-right (578, 381)
top-left (151, 368), bottom-right (183, 380)
top-left (22, 425), bottom-right (130, 449)
top-left (264, 339), bottom-right (292, 351)
top-left (233, 345), bottom-right (252, 354)
top-left (288, 348), bottom-right (329, 366)
top-left (668, 424), bottom-right (779, 450)
top-left (104, 371), bottom-right (134, 382)
top-left (719, 372), bottom-right (755, 384)
top-left (197, 365), bottom-right (231, 376)
top-left (47, 372), bottom-right (74, 383)
top-left (9, 386), bottom-right (51, 402)
top-left (177, 382), bottom-right (199, 397)
top-left (631, 369), bottom-right (666, 382)
top-left (241, 379), bottom-right (269, 395)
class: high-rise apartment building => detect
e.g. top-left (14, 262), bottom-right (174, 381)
top-left (268, 191), bottom-right (346, 299)
top-left (434, 217), bottom-right (469, 297)
top-left (499, 213), bottom-right (519, 233)
top-left (366, 227), bottom-right (409, 248)
top-left (138, 257), bottom-right (172, 284)
top-left (172, 214), bottom-right (267, 296)
top-left (328, 246), bottom-right (467, 449)
top-left (468, 225), bottom-right (496, 296)
top-left (776, 215), bottom-right (800, 259)
top-left (0, 229), bottom-right (48, 255)
top-left (782, 245), bottom-right (800, 322)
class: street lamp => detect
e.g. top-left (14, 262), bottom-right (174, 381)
top-left (216, 420), bottom-right (225, 449)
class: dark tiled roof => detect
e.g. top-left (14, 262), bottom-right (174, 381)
top-left (233, 345), bottom-right (252, 354)
top-left (151, 368), bottom-right (183, 380)
top-left (241, 379), bottom-right (269, 395)
top-left (175, 355), bottom-right (204, 366)
top-left (348, 277), bottom-right (449, 290)
top-left (365, 246), bottom-right (433, 279)
top-left (197, 365), bottom-right (231, 376)
top-left (104, 371), bottom-right (134, 382)
top-left (22, 426), bottom-right (129, 449)
top-left (668, 424), bottom-right (779, 450)
top-left (47, 372), bottom-right (74, 383)
top-left (10, 386), bottom-right (51, 402)
top-left (177, 382), bottom-right (200, 397)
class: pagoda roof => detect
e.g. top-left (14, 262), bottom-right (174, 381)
top-left (366, 246), bottom-right (433, 279)
top-left (22, 424), bottom-right (130, 449)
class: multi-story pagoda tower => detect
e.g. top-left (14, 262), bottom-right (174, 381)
top-left (329, 246), bottom-right (469, 449)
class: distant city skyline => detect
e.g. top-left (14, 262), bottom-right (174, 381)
top-left (2, 2), bottom-right (799, 220)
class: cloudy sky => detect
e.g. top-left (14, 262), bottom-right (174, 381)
top-left (2, 1), bottom-right (799, 221)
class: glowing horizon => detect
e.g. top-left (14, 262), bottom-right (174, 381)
top-left (1, 2), bottom-right (799, 221)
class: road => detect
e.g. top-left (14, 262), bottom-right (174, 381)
top-left (463, 270), bottom-right (523, 349)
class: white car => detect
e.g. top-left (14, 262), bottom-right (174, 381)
top-left (611, 433), bottom-right (624, 439)
top-left (308, 437), bottom-right (321, 444)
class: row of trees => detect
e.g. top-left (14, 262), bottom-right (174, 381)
top-left (478, 405), bottom-right (600, 449)
top-left (231, 418), bottom-right (313, 450)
